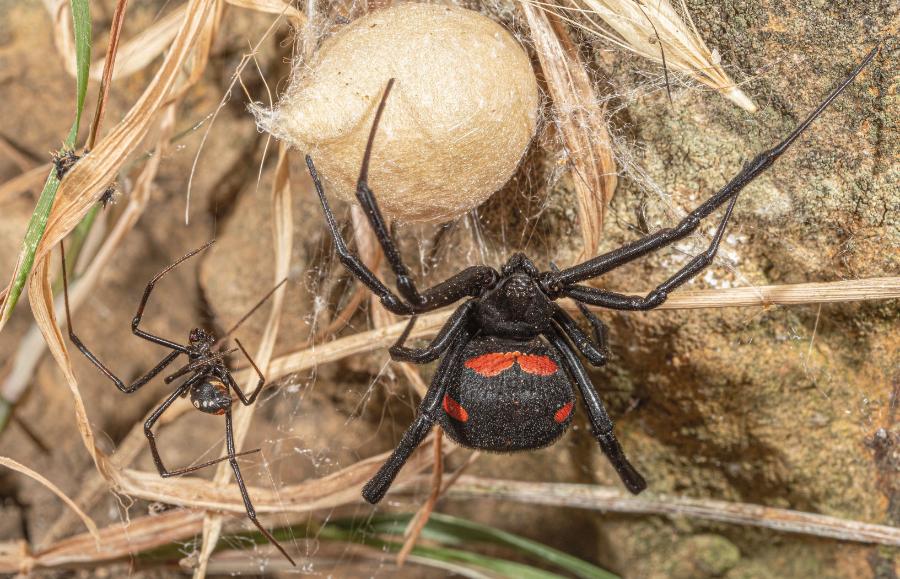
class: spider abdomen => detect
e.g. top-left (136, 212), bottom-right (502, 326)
top-left (190, 378), bottom-right (232, 415)
top-left (438, 337), bottom-right (575, 452)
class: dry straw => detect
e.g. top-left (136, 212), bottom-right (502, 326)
top-left (522, 0), bottom-right (618, 258)
top-left (529, 0), bottom-right (757, 111)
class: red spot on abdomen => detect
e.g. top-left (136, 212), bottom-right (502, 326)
top-left (465, 352), bottom-right (559, 377)
top-left (554, 401), bottom-right (574, 423)
top-left (464, 352), bottom-right (516, 376)
top-left (443, 394), bottom-right (469, 422)
top-left (517, 354), bottom-right (559, 376)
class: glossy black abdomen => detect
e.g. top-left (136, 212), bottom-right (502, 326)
top-left (438, 336), bottom-right (575, 452)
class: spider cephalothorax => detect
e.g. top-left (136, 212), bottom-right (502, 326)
top-left (62, 242), bottom-right (295, 565)
top-left (308, 48), bottom-right (877, 505)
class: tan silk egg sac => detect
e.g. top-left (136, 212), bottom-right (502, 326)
top-left (258, 4), bottom-right (540, 223)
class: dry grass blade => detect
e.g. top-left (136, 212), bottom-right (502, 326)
top-left (22, 0), bottom-right (215, 474)
top-left (87, 0), bottom-right (129, 146)
top-left (535, 0), bottom-right (757, 111)
top-left (521, 1), bottom-right (617, 258)
top-left (195, 142), bottom-right (293, 577)
top-left (109, 435), bottom-right (448, 514)
top-left (233, 277), bottom-right (900, 385)
top-left (0, 511), bottom-right (204, 573)
top-left (87, 6), bottom-right (186, 82)
top-left (445, 476), bottom-right (900, 546)
top-left (226, 0), bottom-right (305, 24)
top-left (0, 457), bottom-right (100, 544)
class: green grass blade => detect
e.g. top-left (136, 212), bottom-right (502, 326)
top-left (338, 513), bottom-right (619, 579)
top-left (66, 0), bottom-right (92, 147)
top-left (0, 0), bottom-right (92, 323)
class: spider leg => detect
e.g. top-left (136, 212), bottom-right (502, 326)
top-left (163, 349), bottom-right (237, 384)
top-left (548, 332), bottom-right (647, 494)
top-left (132, 241), bottom-right (216, 353)
top-left (308, 154), bottom-right (496, 315)
top-left (220, 340), bottom-right (265, 405)
top-left (389, 300), bottom-right (476, 363)
top-left (308, 80), bottom-right (497, 314)
top-left (564, 195), bottom-right (738, 310)
top-left (363, 334), bottom-right (470, 504)
top-left (551, 303), bottom-right (609, 367)
top-left (545, 46), bottom-right (878, 290)
top-left (224, 408), bottom-right (296, 566)
top-left (144, 374), bottom-right (259, 477)
top-left (350, 79), bottom-right (423, 307)
top-left (308, 154), bottom-right (413, 315)
top-left (60, 243), bottom-right (183, 393)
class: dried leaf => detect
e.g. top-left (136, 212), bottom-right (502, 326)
top-left (535, 0), bottom-right (757, 111)
top-left (521, 1), bottom-right (618, 258)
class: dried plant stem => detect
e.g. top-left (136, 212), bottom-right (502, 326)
top-left (6, 463), bottom-right (896, 574)
top-left (521, 1), bottom-right (617, 257)
top-left (109, 434), bottom-right (451, 514)
top-left (234, 277), bottom-right (900, 385)
top-left (444, 476), bottom-right (900, 546)
top-left (195, 140), bottom-right (293, 578)
top-left (1, 511), bottom-right (205, 573)
top-left (536, 0), bottom-right (757, 111)
top-left (0, 457), bottom-right (100, 544)
top-left (397, 428), bottom-right (444, 566)
top-left (225, 0), bottom-right (305, 24)
top-left (88, 6), bottom-right (185, 82)
top-left (87, 0), bottom-right (129, 148)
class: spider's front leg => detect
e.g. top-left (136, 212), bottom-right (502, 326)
top-left (60, 243), bottom-right (184, 394)
top-left (564, 195), bottom-right (738, 311)
top-left (543, 46), bottom-right (878, 295)
top-left (132, 241), bottom-right (215, 352)
top-left (549, 333), bottom-right (647, 494)
top-left (363, 334), bottom-right (470, 504)
top-left (307, 155), bottom-right (413, 316)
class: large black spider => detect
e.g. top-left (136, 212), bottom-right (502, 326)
top-left (60, 241), bottom-right (295, 565)
top-left (307, 48), bottom-right (877, 505)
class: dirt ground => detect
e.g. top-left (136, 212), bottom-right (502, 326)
top-left (0, 0), bottom-right (896, 577)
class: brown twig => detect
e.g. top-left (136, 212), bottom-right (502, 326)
top-left (235, 277), bottom-right (900, 385)
top-left (397, 428), bottom-right (444, 566)
top-left (87, 0), bottom-right (130, 149)
top-left (443, 476), bottom-right (900, 546)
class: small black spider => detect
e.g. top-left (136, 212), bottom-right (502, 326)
top-left (61, 241), bottom-right (295, 565)
top-left (52, 148), bottom-right (117, 207)
top-left (308, 46), bottom-right (877, 505)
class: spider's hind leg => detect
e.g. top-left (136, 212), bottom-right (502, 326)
top-left (363, 334), bottom-right (470, 504)
top-left (224, 409), bottom-right (296, 566)
top-left (60, 242), bottom-right (183, 394)
top-left (549, 333), bottom-right (647, 494)
top-left (143, 374), bottom-right (259, 478)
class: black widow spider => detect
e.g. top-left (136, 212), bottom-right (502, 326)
top-left (307, 47), bottom-right (878, 505)
top-left (60, 241), bottom-right (296, 565)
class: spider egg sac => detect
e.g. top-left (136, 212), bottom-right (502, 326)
top-left (255, 4), bottom-right (539, 223)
